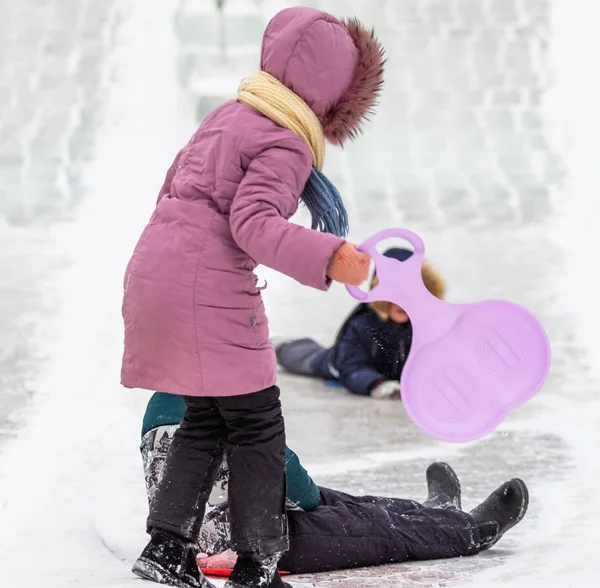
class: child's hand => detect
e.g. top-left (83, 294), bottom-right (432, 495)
top-left (370, 380), bottom-right (401, 400)
top-left (327, 242), bottom-right (371, 286)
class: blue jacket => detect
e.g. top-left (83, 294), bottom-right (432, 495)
top-left (330, 305), bottom-right (412, 396)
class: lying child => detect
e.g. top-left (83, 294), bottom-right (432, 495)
top-left (141, 392), bottom-right (529, 574)
top-left (275, 247), bottom-right (446, 398)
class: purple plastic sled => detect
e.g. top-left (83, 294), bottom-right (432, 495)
top-left (346, 228), bottom-right (552, 443)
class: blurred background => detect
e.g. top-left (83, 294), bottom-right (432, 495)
top-left (1, 1), bottom-right (599, 586)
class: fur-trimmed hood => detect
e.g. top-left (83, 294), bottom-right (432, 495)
top-left (260, 6), bottom-right (385, 146)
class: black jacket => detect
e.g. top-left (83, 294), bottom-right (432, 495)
top-left (330, 304), bottom-right (412, 395)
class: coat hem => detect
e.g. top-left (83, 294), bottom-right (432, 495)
top-left (121, 375), bottom-right (278, 398)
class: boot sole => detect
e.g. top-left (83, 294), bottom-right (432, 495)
top-left (502, 478), bottom-right (529, 532)
top-left (424, 462), bottom-right (462, 509)
top-left (132, 556), bottom-right (213, 588)
top-left (481, 478), bottom-right (529, 550)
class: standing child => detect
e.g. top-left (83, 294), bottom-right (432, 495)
top-left (120, 6), bottom-right (385, 588)
top-left (140, 392), bottom-right (529, 576)
top-left (276, 247), bottom-right (446, 398)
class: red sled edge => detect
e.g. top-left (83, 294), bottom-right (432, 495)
top-left (200, 568), bottom-right (290, 577)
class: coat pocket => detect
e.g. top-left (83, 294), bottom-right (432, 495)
top-left (195, 298), bottom-right (268, 350)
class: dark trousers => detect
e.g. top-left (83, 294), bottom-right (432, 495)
top-left (148, 386), bottom-right (288, 557)
top-left (280, 487), bottom-right (481, 574)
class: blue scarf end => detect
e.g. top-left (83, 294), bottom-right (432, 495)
top-left (300, 168), bottom-right (349, 239)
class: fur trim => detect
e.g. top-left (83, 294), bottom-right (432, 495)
top-left (319, 18), bottom-right (385, 146)
top-left (369, 260), bottom-right (446, 320)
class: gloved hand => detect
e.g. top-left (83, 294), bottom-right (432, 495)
top-left (370, 380), bottom-right (401, 400)
top-left (327, 242), bottom-right (371, 286)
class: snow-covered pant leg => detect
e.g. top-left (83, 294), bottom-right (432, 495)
top-left (147, 396), bottom-right (227, 542)
top-left (141, 424), bottom-right (180, 507)
top-left (218, 387), bottom-right (288, 557)
top-left (141, 425), bottom-right (232, 555)
top-left (147, 388), bottom-right (288, 558)
top-left (318, 487), bottom-right (420, 509)
top-left (277, 338), bottom-right (333, 379)
top-left (279, 487), bottom-right (481, 574)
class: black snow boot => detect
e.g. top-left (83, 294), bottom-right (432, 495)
top-left (470, 478), bottom-right (529, 550)
top-left (224, 554), bottom-right (291, 588)
top-left (132, 530), bottom-right (215, 588)
top-left (422, 462), bottom-right (462, 510)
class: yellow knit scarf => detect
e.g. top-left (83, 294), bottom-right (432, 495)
top-left (236, 71), bottom-right (325, 170)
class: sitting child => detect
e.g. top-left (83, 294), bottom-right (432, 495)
top-left (275, 247), bottom-right (446, 399)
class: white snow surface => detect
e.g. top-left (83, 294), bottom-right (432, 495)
top-left (1, 1), bottom-right (600, 587)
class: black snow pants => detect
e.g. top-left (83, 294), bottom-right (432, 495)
top-left (147, 386), bottom-right (288, 557)
top-left (280, 487), bottom-right (481, 574)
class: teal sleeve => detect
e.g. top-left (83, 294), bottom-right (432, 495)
top-left (285, 446), bottom-right (321, 511)
top-left (141, 392), bottom-right (187, 437)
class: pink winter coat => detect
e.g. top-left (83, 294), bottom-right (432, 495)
top-left (120, 7), bottom-right (369, 397)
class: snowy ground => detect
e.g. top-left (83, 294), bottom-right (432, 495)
top-left (1, 0), bottom-right (600, 587)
